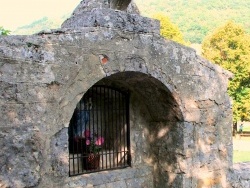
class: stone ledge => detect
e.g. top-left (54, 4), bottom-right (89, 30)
top-left (64, 166), bottom-right (153, 187)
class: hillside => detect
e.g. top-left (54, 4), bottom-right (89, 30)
top-left (12, 0), bottom-right (250, 43)
top-left (13, 15), bottom-right (69, 35)
top-left (135, 0), bottom-right (250, 43)
top-left (13, 17), bottom-right (63, 35)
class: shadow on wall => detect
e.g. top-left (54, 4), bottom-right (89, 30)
top-left (95, 71), bottom-right (231, 187)
top-left (96, 71), bottom-right (185, 187)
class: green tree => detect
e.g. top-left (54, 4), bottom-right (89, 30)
top-left (135, 0), bottom-right (250, 44)
top-left (202, 21), bottom-right (250, 122)
top-left (0, 26), bottom-right (10, 35)
top-left (152, 12), bottom-right (187, 45)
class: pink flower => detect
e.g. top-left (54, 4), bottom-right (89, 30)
top-left (95, 136), bottom-right (104, 146)
top-left (84, 130), bottom-right (90, 138)
top-left (86, 139), bottom-right (90, 145)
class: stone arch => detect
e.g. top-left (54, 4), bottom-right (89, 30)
top-left (95, 71), bottom-right (183, 122)
top-left (65, 70), bottom-right (184, 186)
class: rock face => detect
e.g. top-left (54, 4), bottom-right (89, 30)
top-left (228, 162), bottom-right (250, 188)
top-left (0, 0), bottom-right (236, 187)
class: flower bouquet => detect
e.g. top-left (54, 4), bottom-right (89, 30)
top-left (83, 130), bottom-right (104, 170)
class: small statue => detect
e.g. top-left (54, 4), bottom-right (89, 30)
top-left (75, 98), bottom-right (92, 137)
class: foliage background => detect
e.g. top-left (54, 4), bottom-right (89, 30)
top-left (202, 21), bottom-right (250, 122)
top-left (152, 13), bottom-right (187, 45)
top-left (135, 0), bottom-right (250, 44)
top-left (0, 26), bottom-right (10, 35)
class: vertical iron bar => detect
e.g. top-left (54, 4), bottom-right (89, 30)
top-left (88, 91), bottom-right (91, 172)
top-left (69, 117), bottom-right (72, 176)
top-left (77, 102), bottom-right (80, 174)
top-left (112, 89), bottom-right (115, 168)
top-left (92, 87), bottom-right (95, 172)
top-left (126, 92), bottom-right (131, 166)
top-left (104, 87), bottom-right (108, 169)
top-left (73, 110), bottom-right (76, 175)
top-left (71, 118), bottom-right (74, 175)
top-left (119, 92), bottom-right (122, 167)
top-left (73, 116), bottom-right (76, 174)
top-left (95, 87), bottom-right (97, 170)
top-left (108, 88), bottom-right (112, 169)
top-left (107, 88), bottom-right (111, 168)
top-left (99, 86), bottom-right (103, 170)
top-left (115, 90), bottom-right (118, 167)
top-left (80, 99), bottom-right (83, 173)
top-left (83, 95), bottom-right (87, 167)
top-left (94, 86), bottom-right (101, 172)
top-left (123, 94), bottom-right (126, 167)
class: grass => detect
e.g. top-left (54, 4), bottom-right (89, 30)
top-left (234, 123), bottom-right (250, 163)
top-left (233, 151), bottom-right (250, 163)
top-left (242, 126), bottom-right (250, 132)
top-left (233, 136), bottom-right (250, 163)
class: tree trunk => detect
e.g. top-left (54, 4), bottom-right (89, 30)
top-left (233, 121), bottom-right (237, 136)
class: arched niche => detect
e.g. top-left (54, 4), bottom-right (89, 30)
top-left (67, 71), bottom-right (184, 187)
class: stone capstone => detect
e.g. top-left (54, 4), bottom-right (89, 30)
top-left (61, 8), bottom-right (159, 34)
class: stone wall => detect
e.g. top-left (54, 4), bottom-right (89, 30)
top-left (0, 1), bottom-right (234, 187)
top-left (228, 162), bottom-right (250, 188)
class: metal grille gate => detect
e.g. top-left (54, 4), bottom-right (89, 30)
top-left (69, 85), bottom-right (131, 176)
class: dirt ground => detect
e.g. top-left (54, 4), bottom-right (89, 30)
top-left (233, 121), bottom-right (250, 151)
